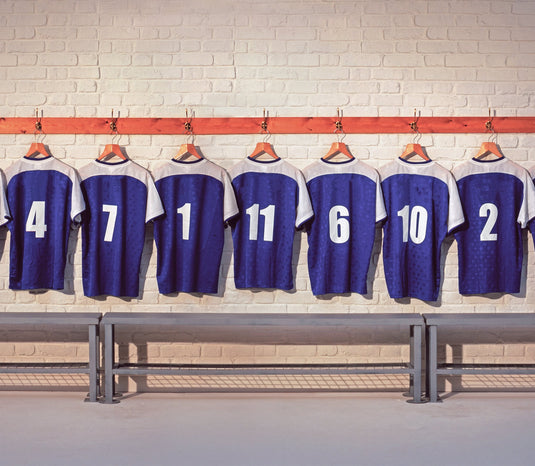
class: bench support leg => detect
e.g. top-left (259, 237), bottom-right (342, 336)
top-left (88, 323), bottom-right (99, 402)
top-left (409, 324), bottom-right (423, 403)
top-left (427, 325), bottom-right (438, 402)
top-left (104, 323), bottom-right (115, 404)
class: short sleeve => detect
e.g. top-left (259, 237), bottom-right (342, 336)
top-left (517, 169), bottom-right (535, 228)
top-left (145, 173), bottom-right (165, 223)
top-left (294, 169), bottom-right (314, 229)
top-left (70, 170), bottom-right (86, 224)
top-left (375, 175), bottom-right (387, 223)
top-left (222, 170), bottom-right (239, 223)
top-left (0, 170), bottom-right (10, 226)
top-left (446, 172), bottom-right (465, 234)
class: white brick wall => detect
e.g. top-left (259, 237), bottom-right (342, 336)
top-left (1, 0), bottom-right (535, 388)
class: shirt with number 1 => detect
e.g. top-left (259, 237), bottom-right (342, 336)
top-left (79, 159), bottom-right (164, 297)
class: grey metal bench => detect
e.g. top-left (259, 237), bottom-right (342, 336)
top-left (102, 312), bottom-right (425, 404)
top-left (0, 312), bottom-right (102, 402)
top-left (424, 313), bottom-right (535, 402)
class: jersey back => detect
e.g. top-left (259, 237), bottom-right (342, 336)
top-left (380, 159), bottom-right (464, 301)
top-left (153, 159), bottom-right (238, 294)
top-left (79, 160), bottom-right (163, 297)
top-left (230, 158), bottom-right (313, 290)
top-left (304, 159), bottom-right (386, 296)
top-left (5, 157), bottom-right (84, 290)
top-left (454, 158), bottom-right (535, 295)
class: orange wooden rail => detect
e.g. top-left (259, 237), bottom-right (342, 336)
top-left (1, 116), bottom-right (535, 135)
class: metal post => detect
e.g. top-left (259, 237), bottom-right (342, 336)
top-left (428, 325), bottom-right (438, 402)
top-left (412, 324), bottom-right (422, 403)
top-left (104, 323), bottom-right (115, 404)
top-left (88, 323), bottom-right (98, 402)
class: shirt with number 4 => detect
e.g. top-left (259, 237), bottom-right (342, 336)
top-left (454, 157), bottom-right (535, 295)
top-left (380, 158), bottom-right (464, 301)
top-left (5, 156), bottom-right (84, 290)
top-left (79, 159), bottom-right (164, 297)
top-left (229, 157), bottom-right (313, 290)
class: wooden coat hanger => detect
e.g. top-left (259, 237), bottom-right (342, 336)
top-left (400, 143), bottom-right (430, 161)
top-left (25, 142), bottom-right (50, 158)
top-left (248, 109), bottom-right (279, 160)
top-left (475, 109), bottom-right (504, 160)
top-left (98, 143), bottom-right (126, 161)
top-left (248, 141), bottom-right (279, 160)
top-left (475, 141), bottom-right (503, 160)
top-left (97, 109), bottom-right (127, 161)
top-left (174, 143), bottom-right (202, 161)
top-left (322, 142), bottom-right (353, 161)
top-left (400, 109), bottom-right (430, 161)
top-left (174, 109), bottom-right (202, 161)
top-left (322, 110), bottom-right (353, 161)
top-left (25, 108), bottom-right (51, 159)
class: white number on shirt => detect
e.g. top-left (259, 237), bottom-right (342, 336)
top-left (397, 205), bottom-right (428, 245)
top-left (246, 204), bottom-right (275, 242)
top-left (26, 201), bottom-right (47, 238)
top-left (176, 202), bottom-right (191, 240)
top-left (479, 202), bottom-right (498, 241)
top-left (102, 204), bottom-right (118, 242)
top-left (329, 205), bottom-right (350, 244)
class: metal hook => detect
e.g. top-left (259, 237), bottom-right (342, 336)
top-left (261, 109), bottom-right (268, 133)
top-left (184, 108), bottom-right (193, 134)
top-left (409, 108), bottom-right (419, 133)
top-left (110, 109), bottom-right (119, 134)
top-left (334, 107), bottom-right (343, 133)
top-left (34, 108), bottom-right (42, 133)
top-left (485, 108), bottom-right (494, 133)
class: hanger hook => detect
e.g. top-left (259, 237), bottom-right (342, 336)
top-left (184, 108), bottom-right (193, 134)
top-left (485, 107), bottom-right (495, 133)
top-left (409, 108), bottom-right (419, 133)
top-left (110, 109), bottom-right (119, 134)
top-left (261, 108), bottom-right (268, 133)
top-left (33, 108), bottom-right (43, 142)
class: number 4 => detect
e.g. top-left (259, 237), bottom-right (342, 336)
top-left (26, 201), bottom-right (47, 238)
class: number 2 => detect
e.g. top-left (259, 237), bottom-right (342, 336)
top-left (479, 203), bottom-right (498, 241)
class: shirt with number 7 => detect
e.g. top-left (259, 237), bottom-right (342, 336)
top-left (79, 159), bottom-right (164, 297)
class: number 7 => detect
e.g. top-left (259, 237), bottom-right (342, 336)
top-left (102, 204), bottom-right (117, 242)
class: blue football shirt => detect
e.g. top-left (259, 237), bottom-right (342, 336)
top-left (229, 157), bottom-right (313, 290)
top-left (380, 158), bottom-right (464, 301)
top-left (79, 160), bottom-right (164, 297)
top-left (453, 157), bottom-right (535, 295)
top-left (153, 159), bottom-right (238, 294)
top-left (303, 158), bottom-right (386, 296)
top-left (5, 156), bottom-right (85, 290)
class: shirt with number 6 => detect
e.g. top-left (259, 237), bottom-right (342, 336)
top-left (5, 156), bottom-right (84, 290)
top-left (79, 159), bottom-right (164, 297)
top-left (380, 158), bottom-right (464, 301)
top-left (229, 157), bottom-right (313, 290)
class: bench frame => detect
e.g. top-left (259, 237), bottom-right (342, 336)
top-left (102, 312), bottom-right (425, 404)
top-left (424, 313), bottom-right (535, 402)
top-left (0, 312), bottom-right (102, 402)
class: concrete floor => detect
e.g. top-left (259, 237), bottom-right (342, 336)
top-left (0, 391), bottom-right (534, 466)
